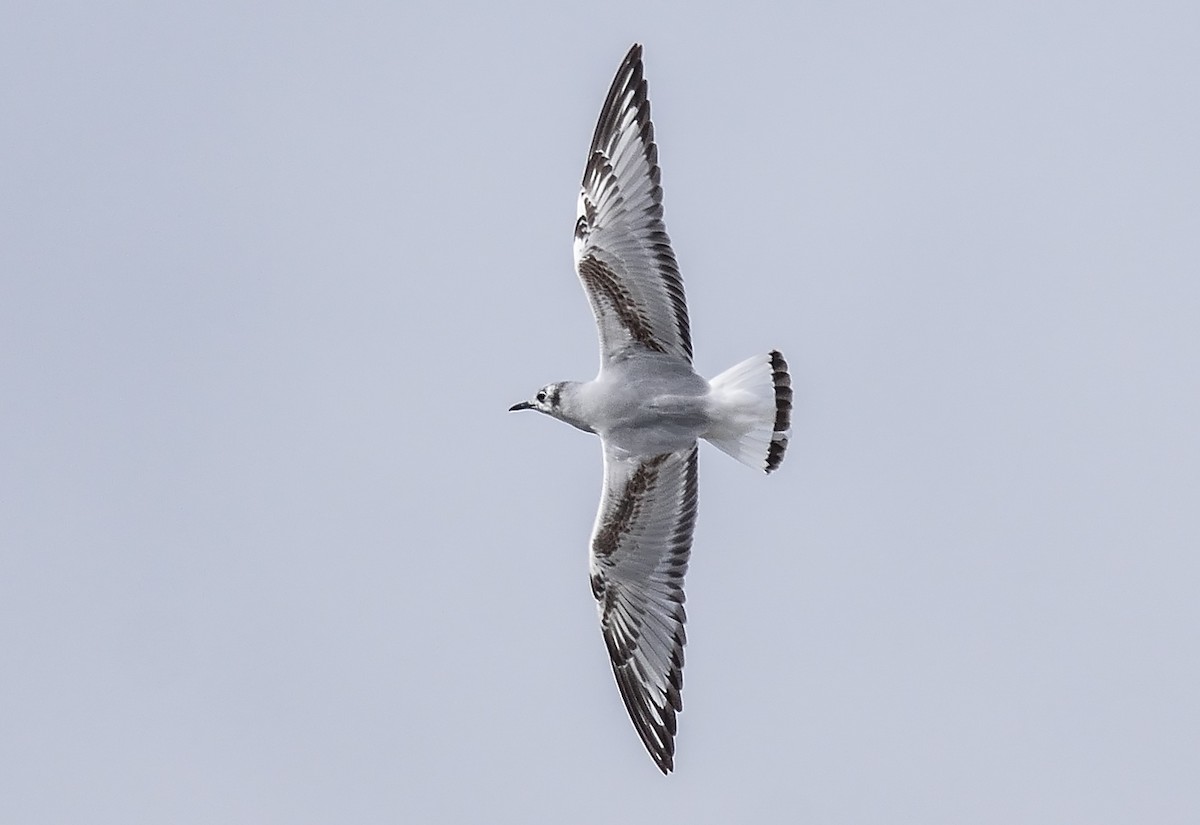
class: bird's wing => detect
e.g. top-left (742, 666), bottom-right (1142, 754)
top-left (589, 441), bottom-right (698, 773)
top-left (573, 43), bottom-right (693, 366)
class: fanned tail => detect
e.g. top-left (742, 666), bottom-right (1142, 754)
top-left (703, 350), bottom-right (792, 473)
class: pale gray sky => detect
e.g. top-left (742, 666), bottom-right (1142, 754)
top-left (2, 2), bottom-right (1198, 823)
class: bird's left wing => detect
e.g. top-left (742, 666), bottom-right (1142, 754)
top-left (573, 44), bottom-right (693, 366)
top-left (589, 442), bottom-right (699, 774)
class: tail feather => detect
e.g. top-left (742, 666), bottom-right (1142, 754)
top-left (704, 350), bottom-right (792, 473)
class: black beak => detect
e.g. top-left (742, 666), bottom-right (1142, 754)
top-left (508, 401), bottom-right (534, 412)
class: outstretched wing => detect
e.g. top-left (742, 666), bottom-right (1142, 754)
top-left (589, 442), bottom-right (699, 773)
top-left (574, 43), bottom-right (693, 366)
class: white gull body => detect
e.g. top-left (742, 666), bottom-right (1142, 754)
top-left (510, 44), bottom-right (792, 774)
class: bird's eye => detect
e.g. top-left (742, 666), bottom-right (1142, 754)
top-left (536, 391), bottom-right (547, 403)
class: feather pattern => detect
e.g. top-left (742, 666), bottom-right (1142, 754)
top-left (574, 44), bottom-right (693, 365)
top-left (588, 444), bottom-right (698, 774)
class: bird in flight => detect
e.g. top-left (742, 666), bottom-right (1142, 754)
top-left (510, 44), bottom-right (792, 774)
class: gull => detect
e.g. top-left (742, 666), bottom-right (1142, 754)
top-left (509, 43), bottom-right (792, 774)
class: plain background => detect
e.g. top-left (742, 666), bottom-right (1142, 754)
top-left (2, 2), bottom-right (1198, 822)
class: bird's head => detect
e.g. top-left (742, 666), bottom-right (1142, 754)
top-left (509, 381), bottom-right (595, 433)
top-left (508, 382), bottom-right (564, 416)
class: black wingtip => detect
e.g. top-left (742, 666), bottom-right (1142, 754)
top-left (590, 44), bottom-right (647, 157)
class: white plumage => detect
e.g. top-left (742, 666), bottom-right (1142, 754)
top-left (510, 44), bottom-right (792, 774)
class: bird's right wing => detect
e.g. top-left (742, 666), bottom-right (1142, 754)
top-left (588, 442), bottom-right (698, 773)
top-left (573, 44), bottom-right (693, 367)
